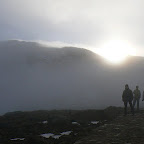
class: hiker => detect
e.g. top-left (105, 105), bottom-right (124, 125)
top-left (133, 86), bottom-right (141, 111)
top-left (122, 84), bottom-right (134, 116)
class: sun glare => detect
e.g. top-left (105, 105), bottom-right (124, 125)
top-left (96, 40), bottom-right (136, 64)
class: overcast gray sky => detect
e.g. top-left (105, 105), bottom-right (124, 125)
top-left (0, 0), bottom-right (144, 56)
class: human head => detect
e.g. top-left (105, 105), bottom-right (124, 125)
top-left (136, 86), bottom-right (139, 89)
top-left (125, 84), bottom-right (129, 90)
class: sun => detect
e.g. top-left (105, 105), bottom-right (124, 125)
top-left (96, 40), bottom-right (136, 63)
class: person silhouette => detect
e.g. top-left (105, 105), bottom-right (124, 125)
top-left (122, 84), bottom-right (134, 116)
top-left (133, 86), bottom-right (141, 111)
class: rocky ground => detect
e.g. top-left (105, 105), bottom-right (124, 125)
top-left (74, 110), bottom-right (144, 144)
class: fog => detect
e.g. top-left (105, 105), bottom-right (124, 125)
top-left (0, 0), bottom-right (144, 55)
top-left (0, 40), bottom-right (144, 114)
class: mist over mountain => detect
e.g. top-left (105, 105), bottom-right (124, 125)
top-left (0, 40), bottom-right (144, 114)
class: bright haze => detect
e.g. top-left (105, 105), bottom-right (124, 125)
top-left (0, 1), bottom-right (144, 57)
top-left (0, 1), bottom-right (144, 114)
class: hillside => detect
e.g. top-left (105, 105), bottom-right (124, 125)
top-left (0, 40), bottom-right (144, 114)
top-left (0, 107), bottom-right (122, 144)
top-left (74, 110), bottom-right (144, 144)
top-left (1, 107), bottom-right (144, 144)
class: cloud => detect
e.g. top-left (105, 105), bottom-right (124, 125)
top-left (0, 0), bottom-right (144, 56)
top-left (6, 39), bottom-right (97, 53)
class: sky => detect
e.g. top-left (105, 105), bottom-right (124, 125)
top-left (0, 0), bottom-right (144, 56)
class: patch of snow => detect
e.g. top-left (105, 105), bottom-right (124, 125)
top-left (42, 120), bottom-right (48, 124)
top-left (41, 133), bottom-right (54, 138)
top-left (11, 138), bottom-right (25, 141)
top-left (72, 122), bottom-right (80, 125)
top-left (52, 135), bottom-right (61, 139)
top-left (41, 131), bottom-right (72, 139)
top-left (61, 131), bottom-right (72, 135)
top-left (91, 121), bottom-right (99, 124)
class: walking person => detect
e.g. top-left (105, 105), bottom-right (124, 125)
top-left (133, 86), bottom-right (141, 111)
top-left (122, 84), bottom-right (134, 116)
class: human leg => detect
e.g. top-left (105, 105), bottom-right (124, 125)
top-left (124, 102), bottom-right (128, 115)
top-left (137, 99), bottom-right (139, 111)
top-left (129, 101), bottom-right (134, 115)
top-left (133, 98), bottom-right (136, 108)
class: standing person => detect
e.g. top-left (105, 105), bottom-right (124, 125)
top-left (122, 84), bottom-right (134, 116)
top-left (133, 86), bottom-right (141, 111)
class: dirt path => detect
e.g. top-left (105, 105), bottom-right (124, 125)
top-left (74, 111), bottom-right (144, 144)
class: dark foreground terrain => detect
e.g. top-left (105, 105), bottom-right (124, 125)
top-left (0, 106), bottom-right (122, 144)
top-left (75, 110), bottom-right (144, 144)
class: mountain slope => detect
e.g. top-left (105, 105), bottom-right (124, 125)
top-left (0, 40), bottom-right (144, 114)
top-left (74, 111), bottom-right (144, 144)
